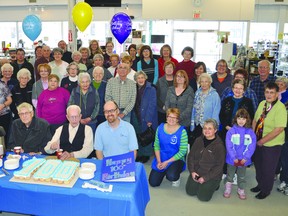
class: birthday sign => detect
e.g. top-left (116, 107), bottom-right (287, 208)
top-left (101, 151), bottom-right (136, 182)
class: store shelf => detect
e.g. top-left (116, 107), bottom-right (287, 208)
top-left (276, 33), bottom-right (288, 77)
top-left (244, 58), bottom-right (276, 82)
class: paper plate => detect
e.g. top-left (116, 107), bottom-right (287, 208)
top-left (79, 168), bottom-right (94, 180)
top-left (4, 159), bottom-right (19, 170)
top-left (81, 162), bottom-right (96, 172)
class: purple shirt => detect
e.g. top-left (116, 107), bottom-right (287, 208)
top-left (37, 87), bottom-right (70, 124)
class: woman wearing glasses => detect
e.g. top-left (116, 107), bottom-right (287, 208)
top-left (149, 108), bottom-right (188, 187)
top-left (165, 70), bottom-right (194, 130)
top-left (211, 59), bottom-right (233, 97)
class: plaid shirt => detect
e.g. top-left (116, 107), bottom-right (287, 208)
top-left (105, 77), bottom-right (136, 115)
top-left (249, 75), bottom-right (276, 103)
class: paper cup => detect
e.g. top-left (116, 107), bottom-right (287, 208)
top-left (56, 149), bottom-right (63, 159)
top-left (14, 146), bottom-right (22, 155)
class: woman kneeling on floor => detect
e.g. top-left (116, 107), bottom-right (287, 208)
top-left (149, 108), bottom-right (188, 187)
top-left (186, 118), bottom-right (225, 201)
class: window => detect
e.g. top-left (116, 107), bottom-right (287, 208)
top-left (219, 21), bottom-right (247, 45)
top-left (249, 22), bottom-right (277, 46)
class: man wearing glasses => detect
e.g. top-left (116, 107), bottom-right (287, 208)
top-left (250, 60), bottom-right (276, 103)
top-left (94, 100), bottom-right (138, 160)
top-left (8, 102), bottom-right (51, 154)
top-left (44, 105), bottom-right (93, 159)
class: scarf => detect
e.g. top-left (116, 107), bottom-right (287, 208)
top-left (255, 99), bottom-right (277, 141)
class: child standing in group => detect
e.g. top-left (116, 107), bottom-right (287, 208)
top-left (224, 108), bottom-right (256, 200)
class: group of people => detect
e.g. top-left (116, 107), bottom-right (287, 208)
top-left (0, 41), bottom-right (288, 203)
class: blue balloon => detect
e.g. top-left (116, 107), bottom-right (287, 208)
top-left (22, 15), bottom-right (42, 41)
top-left (110, 12), bottom-right (132, 44)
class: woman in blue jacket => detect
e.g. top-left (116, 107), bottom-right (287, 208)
top-left (190, 73), bottom-right (221, 146)
top-left (131, 71), bottom-right (158, 163)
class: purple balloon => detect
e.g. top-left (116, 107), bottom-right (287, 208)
top-left (110, 12), bottom-right (132, 44)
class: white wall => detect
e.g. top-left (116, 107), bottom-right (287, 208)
top-left (142, 0), bottom-right (255, 20)
top-left (0, 5), bottom-right (142, 22)
top-left (0, 0), bottom-right (287, 23)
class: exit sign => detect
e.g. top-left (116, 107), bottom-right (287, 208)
top-left (193, 10), bottom-right (201, 19)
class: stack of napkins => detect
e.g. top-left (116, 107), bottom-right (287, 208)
top-left (82, 180), bottom-right (113, 192)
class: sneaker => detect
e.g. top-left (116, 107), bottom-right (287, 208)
top-left (172, 179), bottom-right (180, 187)
top-left (277, 181), bottom-right (287, 192)
top-left (232, 174), bottom-right (238, 185)
top-left (237, 188), bottom-right (246, 200)
top-left (223, 182), bottom-right (232, 198)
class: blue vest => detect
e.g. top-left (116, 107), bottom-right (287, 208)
top-left (152, 123), bottom-right (186, 172)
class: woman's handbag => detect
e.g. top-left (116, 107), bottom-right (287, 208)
top-left (137, 126), bottom-right (155, 147)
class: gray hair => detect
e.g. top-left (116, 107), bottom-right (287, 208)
top-left (72, 51), bottom-right (82, 59)
top-left (66, 104), bottom-right (81, 115)
top-left (198, 73), bottom-right (212, 84)
top-left (93, 54), bottom-right (104, 61)
top-left (120, 52), bottom-right (129, 59)
top-left (276, 76), bottom-right (288, 88)
top-left (78, 72), bottom-right (91, 84)
top-left (52, 47), bottom-right (63, 55)
top-left (17, 68), bottom-right (31, 81)
top-left (79, 47), bottom-right (91, 56)
top-left (258, 60), bottom-right (271, 69)
top-left (17, 102), bottom-right (33, 113)
top-left (66, 62), bottom-right (80, 74)
top-left (1, 63), bottom-right (13, 72)
top-left (204, 118), bottom-right (218, 130)
top-left (134, 70), bottom-right (148, 81)
top-left (93, 66), bottom-right (104, 76)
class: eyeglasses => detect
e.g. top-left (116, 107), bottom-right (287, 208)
top-left (233, 87), bottom-right (244, 91)
top-left (104, 108), bottom-right (118, 115)
top-left (218, 64), bottom-right (226, 67)
top-left (18, 111), bottom-right (31, 117)
top-left (258, 66), bottom-right (269, 69)
top-left (235, 76), bottom-right (244, 79)
top-left (176, 75), bottom-right (185, 79)
top-left (68, 115), bottom-right (80, 119)
top-left (167, 115), bottom-right (178, 120)
top-left (118, 66), bottom-right (128, 70)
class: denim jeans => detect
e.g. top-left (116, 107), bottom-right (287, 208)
top-left (280, 141), bottom-right (288, 183)
top-left (149, 160), bottom-right (185, 187)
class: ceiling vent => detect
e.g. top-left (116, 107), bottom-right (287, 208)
top-left (29, 0), bottom-right (37, 3)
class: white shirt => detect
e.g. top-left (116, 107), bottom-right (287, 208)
top-left (44, 124), bottom-right (93, 158)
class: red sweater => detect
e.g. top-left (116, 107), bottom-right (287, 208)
top-left (158, 57), bottom-right (179, 78)
top-left (175, 60), bottom-right (196, 80)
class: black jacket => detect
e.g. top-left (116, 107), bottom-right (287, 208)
top-left (8, 117), bottom-right (51, 153)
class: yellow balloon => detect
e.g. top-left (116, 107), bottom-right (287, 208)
top-left (72, 2), bottom-right (93, 32)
